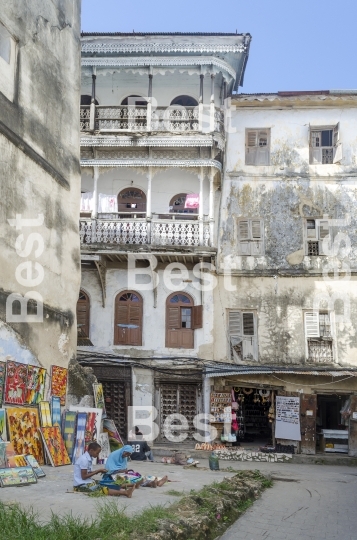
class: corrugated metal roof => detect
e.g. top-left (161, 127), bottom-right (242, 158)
top-left (81, 32), bottom-right (249, 37)
top-left (204, 366), bottom-right (357, 378)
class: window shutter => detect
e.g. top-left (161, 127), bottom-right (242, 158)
top-left (250, 219), bottom-right (264, 255)
top-left (229, 311), bottom-right (242, 337)
top-left (167, 307), bottom-right (180, 329)
top-left (306, 219), bottom-right (318, 240)
top-left (246, 130), bottom-right (258, 165)
top-left (242, 312), bottom-right (255, 336)
top-left (129, 305), bottom-right (142, 346)
top-left (192, 305), bottom-right (203, 329)
top-left (318, 219), bottom-right (330, 255)
top-left (305, 312), bottom-right (320, 338)
top-left (310, 147), bottom-right (321, 164)
top-left (256, 131), bottom-right (270, 165)
top-left (238, 220), bottom-right (251, 255)
top-left (333, 122), bottom-right (340, 146)
top-left (333, 143), bottom-right (342, 164)
top-left (115, 304), bottom-right (129, 345)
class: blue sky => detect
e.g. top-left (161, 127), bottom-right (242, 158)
top-left (81, 0), bottom-right (357, 94)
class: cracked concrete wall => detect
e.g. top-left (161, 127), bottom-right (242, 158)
top-left (0, 1), bottom-right (81, 369)
top-left (214, 99), bottom-right (357, 366)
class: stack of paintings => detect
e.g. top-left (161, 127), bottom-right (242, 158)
top-left (39, 426), bottom-right (71, 466)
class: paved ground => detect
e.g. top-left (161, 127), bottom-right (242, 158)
top-left (221, 461), bottom-right (357, 540)
top-left (1, 458), bottom-right (357, 540)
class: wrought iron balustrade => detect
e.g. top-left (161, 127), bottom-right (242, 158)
top-left (79, 217), bottom-right (212, 247)
top-left (80, 105), bottom-right (224, 133)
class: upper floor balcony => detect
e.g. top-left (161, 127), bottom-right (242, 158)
top-left (80, 103), bottom-right (224, 135)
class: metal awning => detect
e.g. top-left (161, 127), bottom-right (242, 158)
top-left (204, 366), bottom-right (357, 378)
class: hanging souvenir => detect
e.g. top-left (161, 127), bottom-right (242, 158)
top-left (231, 388), bottom-right (238, 410)
top-left (259, 389), bottom-right (271, 404)
top-left (243, 388), bottom-right (253, 395)
top-left (253, 390), bottom-right (260, 403)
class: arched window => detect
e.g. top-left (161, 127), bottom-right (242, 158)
top-left (169, 193), bottom-right (198, 215)
top-left (77, 290), bottom-right (90, 338)
top-left (121, 95), bottom-right (148, 106)
top-left (81, 94), bottom-right (99, 105)
top-left (170, 96), bottom-right (198, 107)
top-left (166, 293), bottom-right (202, 349)
top-left (114, 291), bottom-right (143, 346)
top-left (117, 188), bottom-right (146, 217)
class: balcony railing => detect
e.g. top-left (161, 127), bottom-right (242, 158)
top-left (80, 105), bottom-right (224, 133)
top-left (79, 217), bottom-right (212, 247)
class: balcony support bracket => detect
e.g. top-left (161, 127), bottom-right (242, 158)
top-left (94, 258), bottom-right (107, 307)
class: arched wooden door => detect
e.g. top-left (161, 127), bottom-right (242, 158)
top-left (166, 293), bottom-right (195, 349)
top-left (114, 291), bottom-right (143, 346)
top-left (117, 188), bottom-right (146, 218)
top-left (77, 290), bottom-right (90, 338)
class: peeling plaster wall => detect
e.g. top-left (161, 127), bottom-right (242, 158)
top-left (81, 266), bottom-right (214, 359)
top-left (0, 1), bottom-right (81, 370)
top-left (215, 100), bottom-right (357, 367)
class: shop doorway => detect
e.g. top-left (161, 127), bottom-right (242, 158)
top-left (233, 387), bottom-right (273, 447)
top-left (316, 394), bottom-right (349, 454)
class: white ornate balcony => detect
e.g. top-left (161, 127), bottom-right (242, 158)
top-left (80, 105), bottom-right (224, 134)
top-left (79, 217), bottom-right (212, 247)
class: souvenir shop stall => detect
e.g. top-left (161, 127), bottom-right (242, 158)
top-left (0, 359), bottom-right (123, 488)
top-left (209, 386), bottom-right (275, 448)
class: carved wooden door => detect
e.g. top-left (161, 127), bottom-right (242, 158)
top-left (300, 394), bottom-right (317, 454)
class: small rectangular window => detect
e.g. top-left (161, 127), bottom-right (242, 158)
top-left (305, 218), bottom-right (331, 256)
top-left (238, 219), bottom-right (264, 255)
top-left (309, 123), bottom-right (342, 164)
top-left (245, 129), bottom-right (270, 165)
top-left (228, 310), bottom-right (257, 361)
top-left (304, 311), bottom-right (333, 362)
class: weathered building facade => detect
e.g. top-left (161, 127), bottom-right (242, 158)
top-left (77, 32), bottom-right (251, 440)
top-left (0, 2), bottom-right (81, 370)
top-left (211, 91), bottom-right (357, 455)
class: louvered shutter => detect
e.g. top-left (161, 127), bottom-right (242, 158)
top-left (333, 122), bottom-right (342, 163)
top-left (166, 306), bottom-right (181, 347)
top-left (115, 304), bottom-right (129, 345)
top-left (310, 130), bottom-right (322, 164)
top-left (242, 312), bottom-right (255, 336)
top-left (305, 312), bottom-right (320, 338)
top-left (229, 311), bottom-right (242, 337)
top-left (238, 220), bottom-right (250, 255)
top-left (129, 305), bottom-right (142, 346)
top-left (77, 301), bottom-right (89, 338)
top-left (256, 131), bottom-right (270, 165)
top-left (333, 122), bottom-right (340, 145)
top-left (246, 130), bottom-right (258, 165)
top-left (250, 219), bottom-right (264, 255)
top-left (192, 305), bottom-right (203, 329)
top-left (306, 219), bottom-right (318, 240)
top-left (318, 219), bottom-right (330, 255)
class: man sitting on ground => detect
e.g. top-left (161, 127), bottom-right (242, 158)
top-left (73, 441), bottom-right (135, 497)
top-left (130, 426), bottom-right (154, 462)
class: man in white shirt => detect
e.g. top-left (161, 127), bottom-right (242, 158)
top-left (73, 441), bottom-right (135, 497)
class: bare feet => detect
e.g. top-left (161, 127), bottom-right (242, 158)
top-left (157, 475), bottom-right (168, 487)
top-left (124, 485), bottom-right (135, 498)
top-left (147, 478), bottom-right (157, 488)
top-left (135, 478), bottom-right (144, 489)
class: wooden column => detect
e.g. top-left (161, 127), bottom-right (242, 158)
top-left (90, 67), bottom-right (96, 131)
top-left (210, 72), bottom-right (215, 132)
top-left (198, 71), bottom-right (204, 131)
top-left (147, 67), bottom-right (153, 132)
top-left (209, 167), bottom-right (215, 247)
top-left (92, 166), bottom-right (99, 219)
top-left (199, 167), bottom-right (204, 246)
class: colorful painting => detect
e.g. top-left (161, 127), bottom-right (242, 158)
top-left (25, 454), bottom-right (46, 478)
top-left (0, 466), bottom-right (37, 487)
top-left (39, 401), bottom-right (52, 427)
top-left (25, 366), bottom-right (46, 404)
top-left (0, 361), bottom-right (5, 406)
top-left (51, 396), bottom-right (61, 426)
top-left (0, 409), bottom-right (7, 441)
top-left (0, 442), bottom-right (6, 468)
top-left (71, 412), bottom-right (87, 464)
top-left (39, 426), bottom-right (71, 467)
top-left (51, 366), bottom-right (68, 406)
top-left (4, 361), bottom-right (28, 404)
top-left (103, 418), bottom-right (123, 451)
top-left (6, 406), bottom-right (44, 464)
top-left (62, 411), bottom-right (77, 460)
top-left (7, 454), bottom-right (27, 467)
top-left (93, 383), bottom-right (107, 417)
top-left (97, 432), bottom-right (110, 463)
top-left (69, 406), bottom-right (102, 442)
